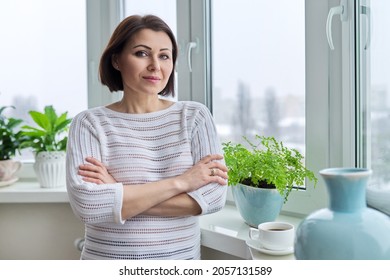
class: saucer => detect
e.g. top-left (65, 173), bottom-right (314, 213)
top-left (246, 239), bottom-right (294, 256)
top-left (0, 177), bottom-right (19, 187)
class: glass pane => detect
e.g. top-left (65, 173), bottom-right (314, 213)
top-left (357, 0), bottom-right (390, 215)
top-left (124, 0), bottom-right (177, 35)
top-left (361, 0), bottom-right (390, 187)
top-left (0, 0), bottom-right (87, 160)
top-left (211, 1), bottom-right (306, 156)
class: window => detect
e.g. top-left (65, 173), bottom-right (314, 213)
top-left (207, 0), bottom-right (329, 215)
top-left (211, 0), bottom-right (306, 151)
top-left (123, 0), bottom-right (177, 34)
top-left (358, 0), bottom-right (390, 215)
top-left (0, 0), bottom-right (87, 163)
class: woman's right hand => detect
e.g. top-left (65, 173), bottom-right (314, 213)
top-left (78, 157), bottom-right (117, 184)
top-left (176, 154), bottom-right (228, 192)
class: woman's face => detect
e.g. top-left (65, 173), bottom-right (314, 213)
top-left (114, 28), bottom-right (174, 96)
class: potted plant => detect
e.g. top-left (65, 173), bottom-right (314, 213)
top-left (222, 135), bottom-right (317, 227)
top-left (0, 106), bottom-right (24, 185)
top-left (21, 105), bottom-right (72, 188)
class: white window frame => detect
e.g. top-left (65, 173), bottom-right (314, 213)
top-left (86, 0), bottom-right (124, 107)
top-left (283, 0), bottom-right (358, 215)
top-left (186, 0), bottom-right (360, 216)
top-left (176, 0), bottom-right (212, 108)
top-left (355, 0), bottom-right (370, 168)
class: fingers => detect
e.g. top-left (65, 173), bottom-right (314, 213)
top-left (208, 161), bottom-right (228, 173)
top-left (197, 154), bottom-right (229, 182)
top-left (78, 169), bottom-right (103, 180)
top-left (78, 157), bottom-right (105, 181)
top-left (85, 157), bottom-right (104, 167)
top-left (208, 167), bottom-right (228, 180)
top-left (78, 157), bottom-right (117, 184)
top-left (199, 154), bottom-right (224, 164)
top-left (208, 171), bottom-right (228, 185)
top-left (81, 176), bottom-right (104, 185)
top-left (215, 176), bottom-right (228, 186)
top-left (79, 157), bottom-right (106, 173)
top-left (79, 164), bottom-right (99, 172)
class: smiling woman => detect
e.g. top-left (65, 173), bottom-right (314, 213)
top-left (109, 29), bottom-right (174, 105)
top-left (66, 14), bottom-right (228, 260)
top-left (99, 16), bottom-right (177, 98)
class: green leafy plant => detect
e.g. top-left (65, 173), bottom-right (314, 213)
top-left (222, 135), bottom-right (317, 202)
top-left (0, 106), bottom-right (25, 160)
top-left (21, 105), bottom-right (72, 154)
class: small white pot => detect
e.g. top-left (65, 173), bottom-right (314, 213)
top-left (0, 159), bottom-right (22, 182)
top-left (34, 151), bottom-right (66, 188)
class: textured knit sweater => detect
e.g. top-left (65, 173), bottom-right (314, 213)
top-left (66, 101), bottom-right (227, 260)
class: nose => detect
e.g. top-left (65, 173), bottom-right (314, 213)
top-left (147, 56), bottom-right (160, 72)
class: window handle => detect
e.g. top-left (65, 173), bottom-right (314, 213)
top-left (360, 5), bottom-right (371, 50)
top-left (187, 41), bottom-right (198, 72)
top-left (326, 0), bottom-right (348, 50)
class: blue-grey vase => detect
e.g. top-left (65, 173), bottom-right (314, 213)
top-left (294, 168), bottom-right (390, 260)
top-left (232, 183), bottom-right (284, 228)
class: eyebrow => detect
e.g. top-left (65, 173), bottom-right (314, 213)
top-left (132, 44), bottom-right (172, 52)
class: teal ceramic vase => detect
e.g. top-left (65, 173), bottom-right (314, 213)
top-left (232, 183), bottom-right (284, 227)
top-left (294, 168), bottom-right (390, 259)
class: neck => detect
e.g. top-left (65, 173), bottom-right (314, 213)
top-left (108, 94), bottom-right (171, 114)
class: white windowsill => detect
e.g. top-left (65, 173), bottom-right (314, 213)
top-left (0, 179), bottom-right (69, 203)
top-left (0, 180), bottom-right (301, 260)
top-left (200, 203), bottom-right (299, 260)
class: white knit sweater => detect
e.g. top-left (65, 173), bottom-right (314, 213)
top-left (66, 101), bottom-right (227, 259)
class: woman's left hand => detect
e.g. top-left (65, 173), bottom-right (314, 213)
top-left (78, 157), bottom-right (117, 184)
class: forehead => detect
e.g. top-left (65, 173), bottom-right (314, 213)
top-left (128, 28), bottom-right (173, 50)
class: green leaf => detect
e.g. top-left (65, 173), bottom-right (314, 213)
top-left (0, 106), bottom-right (25, 159)
top-left (223, 134), bottom-right (318, 203)
top-left (29, 111), bottom-right (50, 131)
top-left (21, 105), bottom-right (72, 153)
top-left (7, 118), bottom-right (23, 129)
top-left (44, 105), bottom-right (57, 127)
top-left (55, 118), bottom-right (72, 133)
top-left (56, 112), bottom-right (68, 126)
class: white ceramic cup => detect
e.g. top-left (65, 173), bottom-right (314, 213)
top-left (249, 221), bottom-right (295, 251)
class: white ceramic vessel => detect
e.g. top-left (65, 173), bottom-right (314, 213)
top-left (34, 151), bottom-right (66, 188)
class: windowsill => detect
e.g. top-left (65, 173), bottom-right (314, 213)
top-left (200, 202), bottom-right (299, 260)
top-left (0, 180), bottom-right (301, 260)
top-left (0, 179), bottom-right (68, 203)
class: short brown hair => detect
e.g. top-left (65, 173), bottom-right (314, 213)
top-left (99, 15), bottom-right (178, 96)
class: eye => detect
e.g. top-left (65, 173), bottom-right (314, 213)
top-left (160, 54), bottom-right (170, 60)
top-left (134, 50), bottom-right (148, 57)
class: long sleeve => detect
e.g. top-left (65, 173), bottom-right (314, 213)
top-left (66, 111), bottom-right (124, 225)
top-left (187, 104), bottom-right (227, 215)
top-left (64, 103), bottom-right (224, 259)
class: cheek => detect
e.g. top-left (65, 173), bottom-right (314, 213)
top-left (120, 63), bottom-right (138, 77)
top-left (163, 64), bottom-right (174, 78)
top-left (118, 56), bottom-right (140, 73)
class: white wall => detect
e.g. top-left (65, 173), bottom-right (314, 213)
top-left (0, 203), bottom-right (84, 260)
top-left (0, 203), bottom-right (242, 260)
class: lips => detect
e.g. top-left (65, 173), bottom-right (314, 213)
top-left (143, 76), bottom-right (161, 82)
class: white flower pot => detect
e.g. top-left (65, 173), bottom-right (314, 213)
top-left (34, 151), bottom-right (66, 188)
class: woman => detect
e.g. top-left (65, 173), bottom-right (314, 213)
top-left (66, 14), bottom-right (228, 260)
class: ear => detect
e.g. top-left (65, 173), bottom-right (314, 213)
top-left (111, 54), bottom-right (120, 70)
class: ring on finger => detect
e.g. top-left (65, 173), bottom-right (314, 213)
top-left (210, 168), bottom-right (216, 176)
